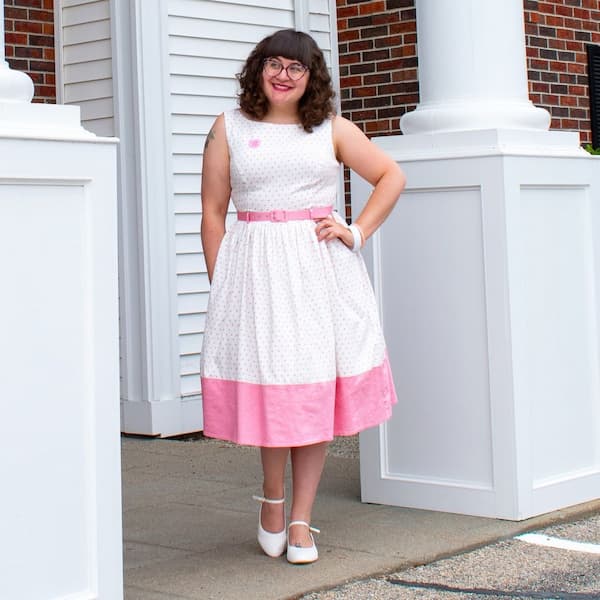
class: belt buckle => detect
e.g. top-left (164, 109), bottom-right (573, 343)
top-left (271, 210), bottom-right (286, 222)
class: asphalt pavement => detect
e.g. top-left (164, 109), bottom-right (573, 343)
top-left (301, 514), bottom-right (600, 599)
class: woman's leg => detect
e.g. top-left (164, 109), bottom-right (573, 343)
top-left (288, 441), bottom-right (329, 546)
top-left (260, 447), bottom-right (289, 533)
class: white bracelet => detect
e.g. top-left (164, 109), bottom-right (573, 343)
top-left (347, 224), bottom-right (363, 253)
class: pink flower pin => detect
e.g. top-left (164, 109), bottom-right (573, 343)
top-left (248, 138), bottom-right (261, 148)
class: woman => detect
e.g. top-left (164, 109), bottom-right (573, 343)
top-left (200, 29), bottom-right (405, 564)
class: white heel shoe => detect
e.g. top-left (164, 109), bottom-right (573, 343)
top-left (252, 495), bottom-right (286, 557)
top-left (286, 520), bottom-right (320, 564)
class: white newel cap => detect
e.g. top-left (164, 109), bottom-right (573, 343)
top-left (0, 60), bottom-right (34, 103)
top-left (401, 0), bottom-right (551, 135)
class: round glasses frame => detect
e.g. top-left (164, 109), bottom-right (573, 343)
top-left (263, 58), bottom-right (309, 81)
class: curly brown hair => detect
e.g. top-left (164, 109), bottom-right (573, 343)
top-left (237, 29), bottom-right (335, 133)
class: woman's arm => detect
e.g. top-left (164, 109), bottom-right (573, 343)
top-left (334, 115), bottom-right (406, 240)
top-left (201, 114), bottom-right (231, 282)
top-left (316, 115), bottom-right (406, 248)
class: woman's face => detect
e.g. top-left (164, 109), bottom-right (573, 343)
top-left (260, 55), bottom-right (310, 110)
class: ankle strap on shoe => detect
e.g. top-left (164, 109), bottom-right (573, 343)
top-left (288, 520), bottom-right (320, 534)
top-left (253, 495), bottom-right (285, 504)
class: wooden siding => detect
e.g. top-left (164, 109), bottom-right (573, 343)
top-left (168, 0), bottom-right (335, 398)
top-left (60, 0), bottom-right (114, 136)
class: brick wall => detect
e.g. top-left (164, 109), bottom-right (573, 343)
top-left (336, 0), bottom-right (600, 146)
top-left (3, 0), bottom-right (56, 103)
top-left (525, 0), bottom-right (600, 146)
top-left (337, 0), bottom-right (418, 137)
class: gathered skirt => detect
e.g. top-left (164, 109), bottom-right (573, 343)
top-left (200, 218), bottom-right (397, 447)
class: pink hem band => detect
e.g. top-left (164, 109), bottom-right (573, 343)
top-left (237, 205), bottom-right (333, 222)
top-left (201, 357), bottom-right (397, 447)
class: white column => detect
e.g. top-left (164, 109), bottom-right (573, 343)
top-left (0, 3), bottom-right (34, 102)
top-left (358, 0), bottom-right (600, 520)
top-left (117, 0), bottom-right (187, 436)
top-left (400, 0), bottom-right (550, 134)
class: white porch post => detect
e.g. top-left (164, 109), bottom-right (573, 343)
top-left (357, 0), bottom-right (600, 519)
top-left (400, 0), bottom-right (550, 134)
top-left (0, 5), bottom-right (123, 596)
top-left (116, 0), bottom-right (190, 437)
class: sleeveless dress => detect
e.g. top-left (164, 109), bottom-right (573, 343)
top-left (200, 109), bottom-right (397, 447)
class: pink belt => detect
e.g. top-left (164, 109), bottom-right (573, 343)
top-left (237, 205), bottom-right (333, 222)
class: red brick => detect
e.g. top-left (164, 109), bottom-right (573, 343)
top-left (542, 93), bottom-right (560, 104)
top-left (6, 58), bottom-right (28, 70)
top-left (353, 86), bottom-right (377, 97)
top-left (530, 58), bottom-right (550, 70)
top-left (14, 45), bottom-right (42, 58)
top-left (560, 119), bottom-right (579, 128)
top-left (36, 84), bottom-right (55, 97)
top-left (5, 32), bottom-right (28, 44)
top-left (351, 109), bottom-right (377, 120)
top-left (567, 62), bottom-right (585, 73)
top-left (389, 21), bottom-right (416, 34)
top-left (375, 35), bottom-right (402, 47)
top-left (28, 34), bottom-right (54, 47)
top-left (359, 1), bottom-right (386, 15)
top-left (573, 8), bottom-right (591, 19)
top-left (392, 68), bottom-right (417, 81)
top-left (14, 0), bottom-right (43, 7)
top-left (15, 20), bottom-right (43, 33)
top-left (338, 29), bottom-right (359, 42)
top-left (364, 73), bottom-right (391, 84)
top-left (538, 2), bottom-right (556, 13)
top-left (348, 39), bottom-right (373, 51)
top-left (532, 81), bottom-right (551, 92)
top-left (338, 5), bottom-right (359, 17)
top-left (527, 11), bottom-right (543, 23)
top-left (556, 28), bottom-right (575, 39)
top-left (556, 5), bottom-right (574, 16)
top-left (28, 9), bottom-right (53, 21)
top-left (341, 75), bottom-right (363, 87)
top-left (28, 71), bottom-right (44, 84)
top-left (548, 38), bottom-right (566, 49)
top-left (565, 40), bottom-right (584, 51)
top-left (564, 17), bottom-right (582, 28)
top-left (339, 52), bottom-right (361, 65)
top-left (559, 95), bottom-right (578, 106)
top-left (5, 7), bottom-right (27, 18)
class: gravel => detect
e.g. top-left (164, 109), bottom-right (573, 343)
top-left (298, 514), bottom-right (600, 600)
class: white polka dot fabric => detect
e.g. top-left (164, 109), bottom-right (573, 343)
top-left (200, 109), bottom-right (397, 447)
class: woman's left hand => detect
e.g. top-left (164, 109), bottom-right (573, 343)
top-left (315, 215), bottom-right (354, 249)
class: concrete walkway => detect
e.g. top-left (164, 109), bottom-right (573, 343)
top-left (122, 436), bottom-right (600, 600)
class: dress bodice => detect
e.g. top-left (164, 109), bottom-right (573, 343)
top-left (223, 109), bottom-right (340, 212)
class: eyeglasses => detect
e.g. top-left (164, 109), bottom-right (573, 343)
top-left (263, 58), bottom-right (309, 81)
